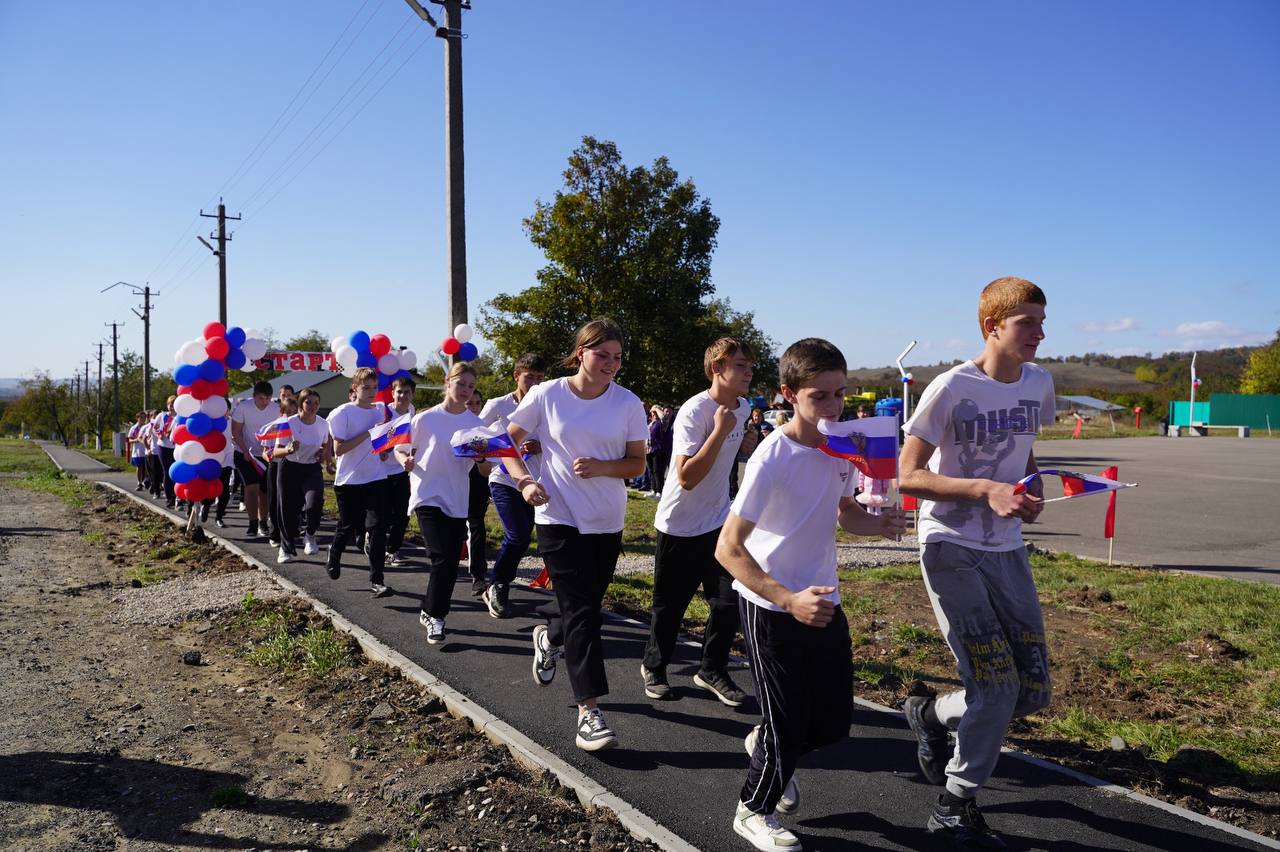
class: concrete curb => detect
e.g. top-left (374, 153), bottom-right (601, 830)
top-left (90, 478), bottom-right (699, 852)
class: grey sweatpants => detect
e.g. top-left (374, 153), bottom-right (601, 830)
top-left (920, 541), bottom-right (1051, 799)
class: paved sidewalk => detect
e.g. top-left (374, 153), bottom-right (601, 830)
top-left (41, 442), bottom-right (1278, 852)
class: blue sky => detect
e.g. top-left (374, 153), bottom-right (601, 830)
top-left (2, 0), bottom-right (1277, 382)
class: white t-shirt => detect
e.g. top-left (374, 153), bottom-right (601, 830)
top-left (381, 405), bottom-right (414, 476)
top-left (218, 421), bottom-right (235, 468)
top-left (903, 360), bottom-right (1056, 552)
top-left (654, 391), bottom-right (749, 537)
top-left (145, 422), bottom-right (162, 456)
top-left (479, 391), bottom-right (542, 489)
top-left (128, 424), bottom-right (146, 459)
top-left (328, 402), bottom-right (389, 487)
top-left (285, 415), bottom-right (329, 465)
top-left (231, 398), bottom-right (277, 457)
top-left (151, 412), bottom-right (175, 450)
top-left (406, 405), bottom-right (483, 518)
top-left (507, 378), bottom-right (649, 535)
top-left (729, 428), bottom-right (856, 613)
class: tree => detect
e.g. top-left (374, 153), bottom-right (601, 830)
top-left (1, 373), bottom-right (76, 444)
top-left (480, 136), bottom-right (776, 405)
top-left (1239, 331), bottom-right (1280, 395)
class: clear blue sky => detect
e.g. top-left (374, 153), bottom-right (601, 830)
top-left (2, 0), bottom-right (1277, 382)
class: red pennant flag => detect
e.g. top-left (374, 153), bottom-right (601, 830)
top-left (530, 566), bottom-right (552, 590)
top-left (1103, 466), bottom-right (1118, 539)
top-left (901, 494), bottom-right (919, 511)
top-left (1072, 414), bottom-right (1084, 439)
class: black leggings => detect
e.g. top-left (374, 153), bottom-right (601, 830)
top-left (385, 472), bottom-right (411, 555)
top-left (200, 466), bottom-right (233, 519)
top-left (279, 462), bottom-right (324, 556)
top-left (415, 505), bottom-right (467, 618)
top-left (329, 479), bottom-right (388, 584)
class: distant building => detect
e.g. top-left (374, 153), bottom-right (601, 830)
top-left (229, 371), bottom-right (350, 416)
top-left (1055, 394), bottom-right (1124, 419)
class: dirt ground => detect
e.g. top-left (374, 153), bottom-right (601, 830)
top-left (0, 481), bottom-right (653, 851)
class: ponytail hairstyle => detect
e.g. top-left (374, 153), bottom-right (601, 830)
top-left (561, 317), bottom-right (624, 369)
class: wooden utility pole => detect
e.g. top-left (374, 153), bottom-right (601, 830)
top-left (200, 200), bottom-right (240, 327)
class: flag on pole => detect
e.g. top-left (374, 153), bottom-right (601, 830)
top-left (1103, 465), bottom-right (1118, 538)
top-left (1014, 468), bottom-right (1137, 502)
top-left (246, 452), bottom-right (266, 476)
top-left (451, 425), bottom-right (525, 461)
top-left (256, 417), bottom-right (292, 444)
top-left (369, 414), bottom-right (411, 454)
top-left (817, 416), bottom-right (898, 480)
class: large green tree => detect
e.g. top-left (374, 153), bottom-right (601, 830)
top-left (1239, 331), bottom-right (1280, 395)
top-left (479, 136), bottom-right (775, 405)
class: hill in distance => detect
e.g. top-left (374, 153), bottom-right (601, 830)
top-left (847, 361), bottom-right (1155, 394)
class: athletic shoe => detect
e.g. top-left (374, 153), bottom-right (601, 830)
top-left (483, 583), bottom-right (511, 619)
top-left (215, 517), bottom-right (226, 528)
top-left (903, 696), bottom-right (951, 785)
top-left (326, 558), bottom-right (340, 580)
top-left (386, 550), bottom-right (403, 566)
top-left (370, 583), bottom-right (391, 598)
top-left (640, 664), bottom-right (672, 700)
top-left (422, 614), bottom-right (446, 645)
top-left (237, 501), bottom-right (246, 512)
top-left (744, 726), bottom-right (800, 815)
top-left (304, 534), bottom-right (318, 555)
top-left (268, 536), bottom-right (280, 547)
top-left (927, 795), bottom-right (1006, 850)
top-left (575, 708), bottom-right (617, 752)
top-left (135, 482), bottom-right (143, 491)
top-left (471, 577), bottom-right (488, 597)
top-left (199, 504), bottom-right (210, 522)
top-left (732, 801), bottom-right (801, 851)
top-left (277, 547), bottom-right (291, 564)
top-left (164, 501), bottom-right (175, 509)
top-left (531, 624), bottom-right (560, 686)
top-left (247, 522), bottom-right (259, 539)
top-left (695, 668), bottom-right (747, 707)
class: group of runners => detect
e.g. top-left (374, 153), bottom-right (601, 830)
top-left (122, 276), bottom-right (1054, 852)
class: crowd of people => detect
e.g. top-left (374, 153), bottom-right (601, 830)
top-left (121, 276), bottom-right (1054, 852)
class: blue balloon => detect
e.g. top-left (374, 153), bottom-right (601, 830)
top-left (395, 369), bottom-right (410, 380)
top-left (196, 458), bottom-right (222, 480)
top-left (198, 359), bottom-right (225, 382)
top-left (349, 330), bottom-right (370, 351)
top-left (176, 415), bottom-right (188, 426)
top-left (456, 341), bottom-right (478, 361)
top-left (186, 412), bottom-right (212, 437)
top-left (170, 461), bottom-right (197, 484)
top-left (356, 351), bottom-right (377, 368)
top-left (174, 363), bottom-right (200, 386)
top-left (209, 416), bottom-right (228, 433)
top-left (377, 372), bottom-right (391, 390)
top-left (224, 348), bottom-right (246, 370)
top-left (225, 326), bottom-right (246, 348)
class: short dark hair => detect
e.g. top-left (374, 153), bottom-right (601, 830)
top-left (514, 352), bottom-right (547, 375)
top-left (391, 375), bottom-right (416, 391)
top-left (279, 384), bottom-right (295, 394)
top-left (779, 338), bottom-right (846, 391)
top-left (252, 380), bottom-right (273, 397)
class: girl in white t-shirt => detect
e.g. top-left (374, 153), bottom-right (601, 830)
top-left (127, 411), bottom-right (148, 491)
top-left (275, 388), bottom-right (332, 561)
top-left (397, 363), bottom-right (487, 645)
top-left (504, 318), bottom-right (648, 753)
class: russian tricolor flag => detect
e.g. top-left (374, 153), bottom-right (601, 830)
top-left (256, 418), bottom-right (292, 444)
top-left (1014, 469), bottom-right (1137, 501)
top-left (817, 416), bottom-right (899, 480)
top-left (451, 425), bottom-right (525, 461)
top-left (370, 415), bottom-right (412, 454)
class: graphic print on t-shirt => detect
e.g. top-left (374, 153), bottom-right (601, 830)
top-left (937, 397), bottom-right (1046, 546)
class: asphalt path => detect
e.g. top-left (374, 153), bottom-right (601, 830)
top-left (1022, 437), bottom-right (1280, 585)
top-left (44, 443), bottom-right (1277, 852)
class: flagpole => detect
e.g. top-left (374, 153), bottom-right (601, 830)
top-left (1108, 539), bottom-right (1114, 566)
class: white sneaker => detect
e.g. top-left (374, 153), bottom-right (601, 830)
top-left (733, 801), bottom-right (801, 851)
top-left (745, 726), bottom-right (800, 814)
top-left (237, 501), bottom-right (246, 512)
top-left (304, 534), bottom-right (318, 555)
top-left (421, 613), bottom-right (445, 645)
top-left (575, 708), bottom-right (617, 752)
top-left (277, 547), bottom-right (291, 564)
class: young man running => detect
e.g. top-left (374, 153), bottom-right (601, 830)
top-left (231, 381), bottom-right (277, 539)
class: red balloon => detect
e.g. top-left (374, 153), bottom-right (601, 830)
top-left (210, 377), bottom-right (229, 396)
top-left (369, 333), bottom-right (392, 358)
top-left (375, 387), bottom-right (394, 405)
top-left (203, 321), bottom-right (227, 340)
top-left (203, 479), bottom-right (224, 500)
top-left (205, 336), bottom-right (230, 360)
top-left (190, 379), bottom-right (212, 401)
top-left (172, 425), bottom-right (193, 445)
top-left (175, 482), bottom-right (191, 501)
top-left (176, 385), bottom-right (191, 396)
top-left (199, 431), bottom-right (227, 453)
top-left (441, 336), bottom-right (461, 355)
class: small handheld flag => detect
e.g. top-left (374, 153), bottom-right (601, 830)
top-left (451, 425), bottom-right (526, 461)
top-left (1014, 469), bottom-right (1136, 502)
top-left (369, 414), bottom-right (411, 455)
top-left (256, 417), bottom-right (292, 444)
top-left (817, 416), bottom-right (899, 480)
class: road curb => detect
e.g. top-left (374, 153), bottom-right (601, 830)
top-left (90, 478), bottom-right (700, 852)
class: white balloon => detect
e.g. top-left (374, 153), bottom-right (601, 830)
top-left (180, 339), bottom-right (207, 366)
top-left (398, 348), bottom-right (418, 371)
top-left (377, 353), bottom-right (399, 376)
top-left (173, 394), bottom-right (200, 417)
top-left (201, 396), bottom-right (228, 419)
top-left (176, 441), bottom-right (210, 465)
top-left (241, 361), bottom-right (257, 373)
top-left (335, 344), bottom-right (358, 369)
top-left (242, 338), bottom-right (267, 361)
top-left (174, 347), bottom-right (186, 365)
top-left (330, 336), bottom-right (346, 353)
top-left (453, 323), bottom-right (474, 343)
top-left (342, 363), bottom-right (357, 378)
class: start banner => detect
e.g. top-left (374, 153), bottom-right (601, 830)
top-left (253, 351), bottom-right (340, 372)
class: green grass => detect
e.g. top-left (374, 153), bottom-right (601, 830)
top-left (246, 625), bottom-right (351, 676)
top-left (0, 439), bottom-right (97, 506)
top-left (0, 438), bottom-right (52, 472)
top-left (126, 564), bottom-right (164, 586)
top-left (82, 530), bottom-right (106, 544)
top-left (892, 622), bottom-right (945, 648)
top-left (604, 572), bottom-right (710, 623)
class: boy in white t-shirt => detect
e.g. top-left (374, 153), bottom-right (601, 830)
top-left (231, 381), bottom-right (278, 539)
top-left (127, 411), bottom-right (148, 491)
top-left (641, 337), bottom-right (759, 707)
top-left (716, 338), bottom-right (905, 852)
top-left (899, 277), bottom-right (1055, 851)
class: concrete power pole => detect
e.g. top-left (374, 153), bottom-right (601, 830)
top-left (105, 321), bottom-right (122, 431)
top-left (405, 0), bottom-right (470, 334)
top-left (200, 200), bottom-right (241, 327)
top-left (95, 342), bottom-right (104, 450)
top-left (102, 282), bottom-right (156, 410)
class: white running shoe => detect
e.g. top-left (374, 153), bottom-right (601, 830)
top-left (733, 801), bottom-right (801, 851)
top-left (745, 726), bottom-right (800, 814)
top-left (422, 614), bottom-right (445, 645)
top-left (304, 534), bottom-right (318, 555)
top-left (531, 624), bottom-right (560, 685)
top-left (575, 708), bottom-right (617, 752)
top-left (277, 547), bottom-right (291, 564)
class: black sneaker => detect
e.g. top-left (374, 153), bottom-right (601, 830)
top-left (693, 668), bottom-right (747, 708)
top-left (575, 708), bottom-right (617, 752)
top-left (471, 577), bottom-right (488, 597)
top-left (135, 482), bottom-right (143, 491)
top-left (370, 582), bottom-right (391, 598)
top-left (215, 517), bottom-right (226, 529)
top-left (326, 557), bottom-right (341, 580)
top-left (483, 583), bottom-right (511, 618)
top-left (248, 521), bottom-right (259, 539)
top-left (927, 795), bottom-right (1006, 850)
top-left (420, 613), bottom-right (445, 644)
top-left (903, 696), bottom-right (951, 785)
top-left (531, 624), bottom-right (559, 686)
top-left (640, 664), bottom-right (672, 700)
top-left (199, 504), bottom-right (210, 522)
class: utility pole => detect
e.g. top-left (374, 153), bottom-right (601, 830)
top-left (104, 281), bottom-right (156, 410)
top-left (95, 343), bottom-right (104, 450)
top-left (84, 360), bottom-right (90, 446)
top-left (105, 321), bottom-right (123, 432)
top-left (199, 199), bottom-right (240, 327)
top-left (406, 0), bottom-right (471, 334)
